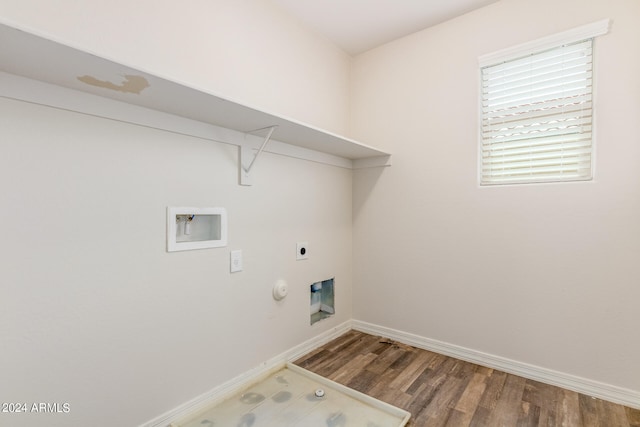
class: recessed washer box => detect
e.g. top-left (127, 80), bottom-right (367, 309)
top-left (167, 207), bottom-right (227, 252)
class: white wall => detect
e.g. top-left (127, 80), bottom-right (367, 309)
top-left (0, 97), bottom-right (353, 427)
top-left (0, 0), bottom-right (350, 135)
top-left (351, 0), bottom-right (640, 394)
top-left (0, 1), bottom-right (353, 426)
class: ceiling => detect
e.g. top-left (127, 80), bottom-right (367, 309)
top-left (270, 0), bottom-right (499, 55)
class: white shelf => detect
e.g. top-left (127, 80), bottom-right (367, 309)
top-left (0, 21), bottom-right (391, 174)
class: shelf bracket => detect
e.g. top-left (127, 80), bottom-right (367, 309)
top-left (239, 125), bottom-right (278, 186)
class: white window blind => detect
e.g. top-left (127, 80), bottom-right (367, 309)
top-left (480, 39), bottom-right (594, 185)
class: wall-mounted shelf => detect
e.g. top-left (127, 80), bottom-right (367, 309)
top-left (0, 21), bottom-right (391, 182)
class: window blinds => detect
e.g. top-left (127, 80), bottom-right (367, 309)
top-left (481, 39), bottom-right (593, 185)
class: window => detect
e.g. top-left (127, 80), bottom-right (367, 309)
top-left (479, 20), bottom-right (610, 185)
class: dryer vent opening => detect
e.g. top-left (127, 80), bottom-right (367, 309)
top-left (310, 278), bottom-right (334, 325)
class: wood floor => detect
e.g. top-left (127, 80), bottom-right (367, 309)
top-left (294, 330), bottom-right (640, 427)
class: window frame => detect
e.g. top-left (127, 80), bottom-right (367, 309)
top-left (477, 19), bottom-right (610, 186)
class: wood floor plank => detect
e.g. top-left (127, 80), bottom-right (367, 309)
top-left (323, 329), bottom-right (360, 352)
top-left (522, 379), bottom-right (562, 425)
top-left (469, 405), bottom-right (493, 426)
top-left (523, 379), bottom-right (559, 409)
top-left (293, 331), bottom-right (638, 427)
top-left (626, 406), bottom-right (640, 427)
top-left (578, 393), bottom-right (600, 427)
top-left (485, 374), bottom-right (527, 426)
top-left (556, 388), bottom-right (582, 427)
top-left (417, 374), bottom-right (464, 422)
top-left (454, 372), bottom-right (488, 417)
top-left (379, 386), bottom-right (414, 411)
top-left (389, 345), bottom-right (418, 371)
top-left (446, 408), bottom-right (475, 427)
top-left (603, 398), bottom-right (634, 426)
top-left (328, 330), bottom-right (379, 356)
top-left (345, 367), bottom-right (379, 394)
top-left (367, 365), bottom-right (403, 397)
top-left (389, 349), bottom-right (437, 391)
top-left (516, 401), bottom-right (541, 427)
top-left (327, 352), bottom-right (377, 384)
top-left (366, 343), bottom-right (408, 375)
top-left (477, 369), bottom-right (508, 411)
top-left (293, 347), bottom-right (330, 369)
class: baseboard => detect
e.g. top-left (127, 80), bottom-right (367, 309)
top-left (352, 320), bottom-right (640, 410)
top-left (140, 319), bottom-right (353, 427)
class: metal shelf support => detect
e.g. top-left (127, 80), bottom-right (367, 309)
top-left (239, 125), bottom-right (278, 186)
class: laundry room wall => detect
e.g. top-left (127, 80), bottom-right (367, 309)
top-left (0, 0), bottom-right (354, 425)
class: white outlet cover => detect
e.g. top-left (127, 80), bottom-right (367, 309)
top-left (230, 250), bottom-right (243, 273)
top-left (297, 242), bottom-right (308, 260)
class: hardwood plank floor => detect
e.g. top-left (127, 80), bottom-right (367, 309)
top-left (293, 330), bottom-right (640, 426)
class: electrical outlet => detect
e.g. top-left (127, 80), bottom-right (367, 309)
top-left (230, 250), bottom-right (243, 273)
top-left (297, 242), bottom-right (308, 260)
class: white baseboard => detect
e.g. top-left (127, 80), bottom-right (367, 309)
top-left (352, 320), bottom-right (640, 410)
top-left (139, 320), bottom-right (352, 427)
